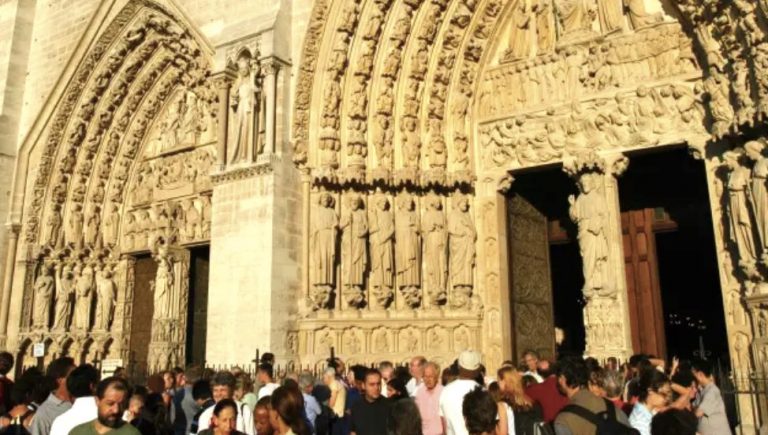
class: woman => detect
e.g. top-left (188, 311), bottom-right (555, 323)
top-left (386, 377), bottom-right (408, 402)
top-left (198, 399), bottom-right (245, 435)
top-left (388, 399), bottom-right (423, 435)
top-left (498, 367), bottom-right (543, 435)
top-left (270, 387), bottom-right (309, 435)
top-left (487, 382), bottom-right (512, 435)
top-left (0, 368), bottom-right (48, 434)
top-left (629, 369), bottom-right (671, 435)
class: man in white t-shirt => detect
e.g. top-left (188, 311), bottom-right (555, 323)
top-left (439, 350), bottom-right (481, 435)
top-left (405, 356), bottom-right (427, 397)
top-left (256, 364), bottom-right (280, 400)
top-left (196, 372), bottom-right (254, 435)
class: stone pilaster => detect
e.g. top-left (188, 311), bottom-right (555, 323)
top-left (0, 223), bottom-right (21, 348)
top-left (211, 71), bottom-right (235, 170)
top-left (261, 58), bottom-right (281, 156)
top-left (564, 152), bottom-right (633, 360)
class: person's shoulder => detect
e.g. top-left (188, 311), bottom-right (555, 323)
top-left (115, 422), bottom-right (142, 435)
top-left (68, 420), bottom-right (94, 435)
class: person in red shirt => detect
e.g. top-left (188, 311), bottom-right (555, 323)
top-left (523, 359), bottom-right (568, 423)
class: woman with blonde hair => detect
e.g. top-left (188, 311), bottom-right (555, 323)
top-left (487, 382), bottom-right (513, 435)
top-left (497, 366), bottom-right (545, 435)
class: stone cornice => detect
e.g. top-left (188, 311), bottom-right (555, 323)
top-left (210, 154), bottom-right (281, 185)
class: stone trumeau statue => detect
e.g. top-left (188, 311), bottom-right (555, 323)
top-left (152, 245), bottom-right (174, 320)
top-left (396, 195), bottom-right (422, 308)
top-left (311, 193), bottom-right (339, 310)
top-left (569, 172), bottom-right (611, 298)
top-left (32, 266), bottom-right (55, 329)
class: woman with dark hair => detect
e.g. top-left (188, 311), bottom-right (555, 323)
top-left (270, 386), bottom-right (309, 435)
top-left (0, 367), bottom-right (49, 434)
top-left (198, 399), bottom-right (245, 435)
top-left (629, 369), bottom-right (671, 435)
top-left (386, 378), bottom-right (408, 402)
top-left (387, 399), bottom-right (422, 435)
top-left (487, 382), bottom-right (511, 435)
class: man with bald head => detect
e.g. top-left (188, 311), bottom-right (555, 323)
top-left (406, 356), bottom-right (427, 397)
top-left (415, 362), bottom-right (442, 435)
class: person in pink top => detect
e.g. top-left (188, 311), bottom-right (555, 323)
top-left (415, 362), bottom-right (444, 435)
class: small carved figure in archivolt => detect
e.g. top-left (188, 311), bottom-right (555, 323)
top-left (311, 193), bottom-right (339, 310)
top-left (397, 196), bottom-right (422, 308)
top-left (32, 266), bottom-right (55, 329)
top-left (340, 195), bottom-right (368, 308)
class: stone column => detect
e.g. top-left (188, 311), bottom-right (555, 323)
top-left (211, 71), bottom-right (234, 170)
top-left (262, 58), bottom-right (280, 156)
top-left (0, 223), bottom-right (21, 345)
top-left (564, 152), bottom-right (633, 360)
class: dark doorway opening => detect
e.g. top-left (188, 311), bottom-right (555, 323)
top-left (129, 255), bottom-right (157, 378)
top-left (509, 166), bottom-right (585, 357)
top-left (187, 245), bottom-right (210, 365)
top-left (619, 146), bottom-right (730, 364)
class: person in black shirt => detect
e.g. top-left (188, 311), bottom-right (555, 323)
top-left (349, 370), bottom-right (390, 435)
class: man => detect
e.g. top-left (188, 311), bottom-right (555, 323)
top-left (256, 364), bottom-right (280, 400)
top-left (70, 377), bottom-right (140, 435)
top-left (526, 359), bottom-right (569, 423)
top-left (0, 351), bottom-right (14, 415)
top-left (522, 350), bottom-right (544, 383)
top-left (415, 362), bottom-right (442, 435)
top-left (196, 371), bottom-right (254, 435)
top-left (554, 357), bottom-right (631, 435)
top-left (461, 387), bottom-right (497, 435)
top-left (406, 356), bottom-right (427, 397)
top-left (32, 356), bottom-right (76, 435)
top-left (692, 359), bottom-right (732, 435)
top-left (189, 380), bottom-right (213, 435)
top-left (299, 372), bottom-right (322, 433)
top-left (50, 364), bottom-right (100, 435)
top-left (350, 370), bottom-right (390, 435)
top-left (174, 365), bottom-right (202, 435)
top-left (378, 362), bottom-right (393, 398)
top-left (254, 396), bottom-right (273, 435)
top-left (439, 350), bottom-right (481, 435)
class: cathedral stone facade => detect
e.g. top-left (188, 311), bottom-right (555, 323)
top-left (1, 0), bottom-right (768, 429)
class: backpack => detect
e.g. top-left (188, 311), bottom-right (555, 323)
top-left (560, 398), bottom-right (640, 435)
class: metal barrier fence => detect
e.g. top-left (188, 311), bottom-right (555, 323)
top-left (713, 363), bottom-right (768, 435)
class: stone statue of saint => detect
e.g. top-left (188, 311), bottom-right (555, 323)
top-left (102, 203), bottom-right (120, 247)
top-left (624, 0), bottom-right (660, 30)
top-left (94, 269), bottom-right (117, 331)
top-left (65, 204), bottom-right (84, 249)
top-left (84, 206), bottom-right (101, 247)
top-left (53, 264), bottom-right (75, 331)
top-left (534, 0), bottom-right (557, 54)
top-left (369, 197), bottom-right (395, 308)
top-left (229, 55), bottom-right (260, 164)
top-left (181, 92), bottom-right (202, 145)
top-left (724, 151), bottom-right (758, 271)
top-left (597, 0), bottom-right (623, 33)
top-left (72, 265), bottom-right (94, 331)
top-left (569, 172), bottom-right (611, 298)
top-left (508, 0), bottom-right (534, 60)
top-left (448, 198), bottom-right (476, 308)
top-left (556, 0), bottom-right (596, 36)
top-left (745, 141), bottom-right (768, 262)
top-left (396, 196), bottom-right (421, 308)
top-left (423, 197), bottom-right (448, 305)
top-left (152, 247), bottom-right (174, 320)
top-left (311, 193), bottom-right (338, 310)
top-left (340, 195), bottom-right (368, 308)
top-left (45, 205), bottom-right (63, 248)
top-left (32, 266), bottom-right (54, 329)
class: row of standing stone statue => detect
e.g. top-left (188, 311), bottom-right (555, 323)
top-left (310, 193), bottom-right (478, 311)
top-left (723, 140), bottom-right (768, 278)
top-left (31, 262), bottom-right (116, 334)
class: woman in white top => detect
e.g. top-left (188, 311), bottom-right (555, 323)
top-left (488, 382), bottom-right (515, 435)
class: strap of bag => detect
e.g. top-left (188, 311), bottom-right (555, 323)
top-left (561, 404), bottom-right (602, 426)
top-left (601, 399), bottom-right (618, 422)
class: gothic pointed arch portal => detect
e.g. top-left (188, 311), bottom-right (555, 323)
top-left (10, 0), bottom-right (217, 373)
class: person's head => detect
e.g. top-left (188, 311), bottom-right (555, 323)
top-left (671, 369), bottom-right (697, 401)
top-left (691, 359), bottom-right (714, 386)
top-left (95, 377), bottom-right (130, 429)
top-left (363, 369), bottom-right (382, 401)
top-left (378, 361), bottom-right (394, 381)
top-left (351, 365), bottom-right (368, 391)
top-left (0, 352), bottom-right (14, 376)
top-left (46, 356), bottom-right (75, 398)
top-left (261, 353), bottom-right (276, 366)
top-left (212, 371), bottom-right (236, 402)
top-left (409, 356), bottom-right (427, 379)
top-left (172, 367), bottom-right (186, 388)
top-left (638, 369), bottom-right (671, 411)
top-left (387, 377), bottom-right (408, 400)
top-left (458, 350), bottom-right (482, 380)
top-left (537, 359), bottom-right (553, 378)
top-left (255, 396), bottom-right (274, 435)
top-left (298, 372), bottom-right (315, 394)
top-left (211, 398), bottom-right (238, 434)
top-left (67, 364), bottom-right (100, 399)
top-left (650, 408), bottom-right (698, 435)
top-left (270, 386), bottom-right (308, 435)
top-left (497, 366), bottom-right (522, 395)
top-left (162, 371), bottom-right (175, 390)
top-left (443, 361), bottom-right (459, 385)
top-left (462, 387), bottom-right (497, 435)
top-left (234, 374), bottom-right (253, 401)
top-left (322, 368), bottom-right (337, 386)
top-left (127, 387), bottom-right (147, 419)
top-left (602, 370), bottom-right (624, 400)
top-left (606, 357), bottom-right (618, 372)
top-left (192, 379), bottom-right (213, 405)
top-left (556, 356), bottom-right (589, 398)
top-left (387, 396), bottom-right (423, 435)
top-left (522, 350), bottom-right (539, 372)
top-left (12, 367), bottom-right (49, 406)
top-left (588, 367), bottom-right (606, 397)
top-left (423, 362), bottom-right (440, 390)
top-left (258, 364), bottom-right (274, 384)
top-left (487, 381), bottom-right (503, 403)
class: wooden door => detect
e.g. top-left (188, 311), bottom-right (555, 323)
top-left (129, 255), bottom-right (157, 377)
top-left (622, 209), bottom-right (666, 358)
top-left (508, 195), bottom-right (556, 360)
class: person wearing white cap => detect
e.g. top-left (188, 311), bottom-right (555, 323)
top-left (439, 350), bottom-right (482, 435)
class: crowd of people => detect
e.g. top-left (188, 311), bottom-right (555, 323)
top-left (0, 348), bottom-right (736, 435)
